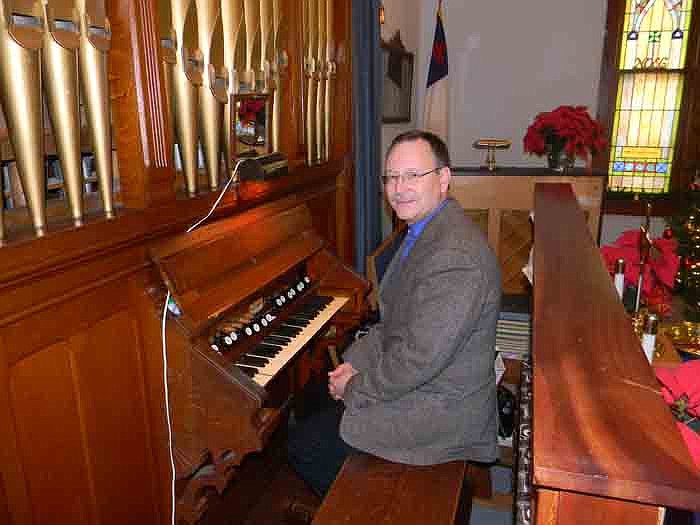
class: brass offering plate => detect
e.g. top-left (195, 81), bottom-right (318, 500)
top-left (659, 321), bottom-right (700, 358)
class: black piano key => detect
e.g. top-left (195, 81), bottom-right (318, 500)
top-left (251, 345), bottom-right (279, 357)
top-left (291, 311), bottom-right (314, 319)
top-left (264, 335), bottom-right (291, 344)
top-left (298, 302), bottom-right (327, 314)
top-left (290, 313), bottom-right (314, 321)
top-left (274, 326), bottom-right (300, 337)
top-left (235, 365), bottom-right (257, 377)
top-left (238, 355), bottom-right (269, 367)
top-left (283, 319), bottom-right (308, 328)
top-left (306, 295), bottom-right (332, 308)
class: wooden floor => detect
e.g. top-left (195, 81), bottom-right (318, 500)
top-left (243, 461), bottom-right (321, 525)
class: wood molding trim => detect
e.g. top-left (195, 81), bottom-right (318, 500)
top-left (109, 0), bottom-right (176, 209)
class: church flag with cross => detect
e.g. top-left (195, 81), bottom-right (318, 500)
top-left (424, 0), bottom-right (449, 141)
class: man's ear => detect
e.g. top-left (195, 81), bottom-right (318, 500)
top-left (439, 166), bottom-right (451, 193)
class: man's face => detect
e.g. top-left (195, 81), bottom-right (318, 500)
top-left (384, 139), bottom-right (450, 224)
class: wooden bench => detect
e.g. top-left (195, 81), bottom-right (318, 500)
top-left (311, 453), bottom-right (471, 525)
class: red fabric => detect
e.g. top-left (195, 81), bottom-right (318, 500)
top-left (655, 360), bottom-right (700, 469)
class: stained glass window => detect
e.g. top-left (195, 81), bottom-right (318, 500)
top-left (608, 0), bottom-right (693, 193)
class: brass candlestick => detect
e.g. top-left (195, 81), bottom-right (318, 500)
top-left (635, 201), bottom-right (653, 313)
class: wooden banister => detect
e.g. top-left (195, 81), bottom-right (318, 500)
top-left (532, 182), bottom-right (700, 511)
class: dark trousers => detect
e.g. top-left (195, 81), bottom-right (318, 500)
top-left (287, 397), bottom-right (355, 498)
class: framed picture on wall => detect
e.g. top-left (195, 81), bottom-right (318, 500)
top-left (381, 33), bottom-right (414, 124)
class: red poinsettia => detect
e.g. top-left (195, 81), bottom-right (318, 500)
top-left (523, 105), bottom-right (608, 159)
top-left (600, 230), bottom-right (679, 317)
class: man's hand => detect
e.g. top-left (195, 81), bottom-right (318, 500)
top-left (328, 363), bottom-right (358, 401)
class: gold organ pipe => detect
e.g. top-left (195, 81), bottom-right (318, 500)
top-left (259, 0), bottom-right (271, 91)
top-left (76, 0), bottom-right (114, 219)
top-left (42, 0), bottom-right (83, 226)
top-left (315, 0), bottom-right (325, 161)
top-left (270, 0), bottom-right (280, 152)
top-left (170, 0), bottom-right (202, 196)
top-left (324, 0), bottom-right (334, 161)
top-left (220, 0), bottom-right (243, 170)
top-left (0, 0), bottom-right (46, 236)
top-left (304, 0), bottom-right (317, 165)
top-left (196, 0), bottom-right (226, 191)
top-left (243, 0), bottom-right (259, 88)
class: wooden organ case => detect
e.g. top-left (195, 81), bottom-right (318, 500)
top-left (145, 200), bottom-right (368, 522)
top-left (0, 0), bottom-right (357, 524)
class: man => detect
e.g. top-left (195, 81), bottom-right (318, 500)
top-left (288, 129), bottom-right (501, 503)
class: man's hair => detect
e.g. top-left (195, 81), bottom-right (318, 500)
top-left (385, 130), bottom-right (451, 168)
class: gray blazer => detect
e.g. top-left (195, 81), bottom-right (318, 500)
top-left (340, 198), bottom-right (501, 465)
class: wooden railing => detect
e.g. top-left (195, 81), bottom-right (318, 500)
top-left (528, 183), bottom-right (700, 525)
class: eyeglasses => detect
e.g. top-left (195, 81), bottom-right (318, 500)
top-left (381, 166), bottom-right (444, 186)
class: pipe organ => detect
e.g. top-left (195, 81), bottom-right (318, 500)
top-left (0, 0), bottom-right (339, 243)
top-left (0, 0), bottom-right (354, 523)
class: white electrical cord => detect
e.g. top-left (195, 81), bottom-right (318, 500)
top-left (186, 158), bottom-right (250, 233)
top-left (162, 158), bottom-right (251, 524)
top-left (161, 290), bottom-right (176, 525)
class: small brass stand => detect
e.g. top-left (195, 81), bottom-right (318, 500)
top-left (473, 138), bottom-right (511, 172)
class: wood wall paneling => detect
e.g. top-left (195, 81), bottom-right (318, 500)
top-left (2, 294), bottom-right (163, 524)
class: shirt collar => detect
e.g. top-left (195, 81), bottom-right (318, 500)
top-left (407, 198), bottom-right (449, 240)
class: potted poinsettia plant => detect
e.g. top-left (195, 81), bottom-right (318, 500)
top-left (600, 230), bottom-right (679, 317)
top-left (523, 105), bottom-right (608, 171)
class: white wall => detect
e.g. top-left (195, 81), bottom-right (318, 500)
top-left (380, 0), bottom-right (424, 235)
top-left (599, 215), bottom-right (668, 247)
top-left (378, 0), bottom-right (648, 242)
top-left (439, 0), bottom-right (607, 166)
top-left (381, 0), bottom-right (607, 165)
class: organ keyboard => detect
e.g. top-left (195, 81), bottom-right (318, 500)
top-left (144, 198), bottom-right (369, 523)
top-left (230, 294), bottom-right (349, 386)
